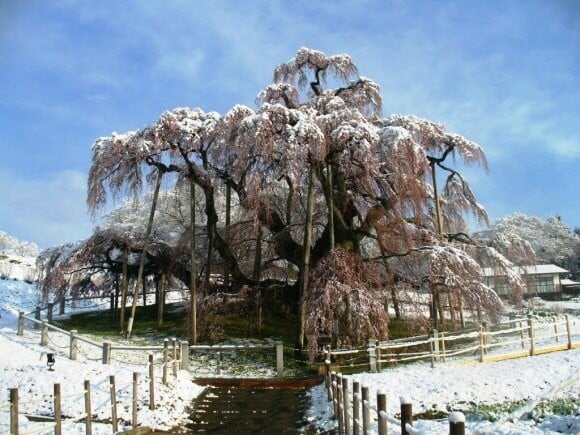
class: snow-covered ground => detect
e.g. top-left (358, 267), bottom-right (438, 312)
top-left (0, 279), bottom-right (204, 434)
top-left (1, 277), bottom-right (579, 434)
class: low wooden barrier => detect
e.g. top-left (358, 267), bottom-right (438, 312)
top-left (327, 315), bottom-right (579, 372)
top-left (17, 311), bottom-right (285, 377)
top-left (4, 374), bottom-right (145, 435)
top-left (325, 371), bottom-right (466, 435)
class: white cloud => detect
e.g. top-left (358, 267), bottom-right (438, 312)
top-left (0, 169), bottom-right (94, 249)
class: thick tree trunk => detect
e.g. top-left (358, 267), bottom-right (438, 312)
top-left (223, 183), bottom-right (231, 291)
top-left (298, 166), bottom-right (316, 350)
top-left (190, 178), bottom-right (198, 344)
top-left (126, 171), bottom-right (162, 339)
top-left (119, 247), bottom-right (129, 333)
top-left (157, 272), bottom-right (166, 328)
top-left (253, 224), bottom-right (263, 331)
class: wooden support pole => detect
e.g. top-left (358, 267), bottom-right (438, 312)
top-left (528, 316), bottom-right (535, 356)
top-left (10, 388), bottom-right (19, 435)
top-left (47, 302), bottom-right (53, 323)
top-left (54, 383), bottom-right (62, 435)
top-left (84, 380), bottom-right (92, 435)
top-left (342, 376), bottom-right (351, 435)
top-left (565, 315), bottom-right (572, 350)
top-left (132, 372), bottom-right (139, 428)
top-left (110, 375), bottom-right (118, 434)
top-left (449, 411), bottom-right (465, 435)
top-left (149, 353), bottom-right (155, 410)
top-left (479, 326), bottom-right (485, 363)
top-left (70, 330), bottom-right (78, 360)
top-left (41, 320), bottom-right (48, 346)
top-left (441, 332), bottom-right (447, 362)
top-left (377, 391), bottom-right (387, 435)
top-left (276, 341), bottom-right (284, 377)
top-left (180, 341), bottom-right (189, 371)
top-left (336, 374), bottom-right (344, 434)
top-left (331, 372), bottom-right (338, 417)
top-left (352, 381), bottom-right (361, 435)
top-left (17, 311), bottom-right (24, 336)
top-left (368, 339), bottom-right (377, 373)
top-left (362, 386), bottom-right (370, 435)
top-left (172, 338), bottom-right (178, 377)
top-left (400, 397), bottom-right (413, 435)
top-left (520, 321), bottom-right (525, 348)
top-left (102, 341), bottom-right (112, 365)
top-left (163, 339), bottom-right (169, 385)
top-left (35, 306), bottom-right (41, 329)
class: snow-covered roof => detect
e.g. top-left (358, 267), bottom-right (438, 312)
top-left (561, 278), bottom-right (580, 287)
top-left (481, 264), bottom-right (569, 277)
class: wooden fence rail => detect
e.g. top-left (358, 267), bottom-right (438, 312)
top-left (3, 374), bottom-right (144, 435)
top-left (328, 315), bottom-right (579, 372)
top-left (17, 311), bottom-right (285, 376)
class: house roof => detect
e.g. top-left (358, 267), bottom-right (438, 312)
top-left (561, 278), bottom-right (580, 287)
top-left (481, 264), bottom-right (569, 277)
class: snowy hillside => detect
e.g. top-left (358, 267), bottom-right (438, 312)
top-left (0, 230), bottom-right (38, 281)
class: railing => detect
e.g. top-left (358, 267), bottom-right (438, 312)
top-left (2, 374), bottom-right (147, 435)
top-left (17, 311), bottom-right (285, 377)
top-left (326, 315), bottom-right (579, 372)
top-left (325, 371), bottom-right (466, 435)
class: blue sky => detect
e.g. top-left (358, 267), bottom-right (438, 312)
top-left (0, 0), bottom-right (578, 249)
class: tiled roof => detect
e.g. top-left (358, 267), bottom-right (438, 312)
top-left (481, 264), bottom-right (569, 277)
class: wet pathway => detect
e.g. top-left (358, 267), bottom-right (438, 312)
top-left (186, 386), bottom-right (323, 433)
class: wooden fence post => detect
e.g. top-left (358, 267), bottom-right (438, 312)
top-left (565, 315), bottom-right (572, 350)
top-left (172, 338), bottom-right (178, 377)
top-left (132, 372), bottom-right (139, 428)
top-left (110, 375), bottom-right (118, 434)
top-left (217, 351), bottom-right (222, 375)
top-left (449, 411), bottom-right (465, 435)
top-left (163, 339), bottom-right (169, 385)
top-left (368, 339), bottom-right (377, 373)
top-left (180, 341), bottom-right (189, 371)
top-left (440, 332), bottom-right (447, 362)
top-left (54, 383), bottom-right (62, 435)
top-left (519, 321), bottom-right (525, 348)
top-left (69, 330), bottom-right (78, 360)
top-left (41, 320), bottom-right (48, 346)
top-left (554, 320), bottom-right (559, 342)
top-left (324, 347), bottom-right (331, 387)
top-left (352, 381), bottom-right (361, 435)
top-left (336, 374), bottom-right (344, 434)
top-left (479, 325), bottom-right (485, 363)
top-left (35, 306), bottom-right (41, 329)
top-left (400, 396), bottom-right (412, 435)
top-left (528, 316), bottom-right (535, 356)
top-left (84, 380), bottom-right (92, 435)
top-left (149, 353), bottom-right (155, 410)
top-left (377, 391), bottom-right (387, 435)
top-left (59, 298), bottom-right (65, 315)
top-left (331, 372), bottom-right (338, 417)
top-left (361, 385), bottom-right (370, 435)
top-left (276, 341), bottom-right (284, 377)
top-left (102, 341), bottom-right (112, 364)
top-left (10, 388), bottom-right (19, 435)
top-left (342, 376), bottom-right (351, 435)
top-left (17, 311), bottom-right (24, 336)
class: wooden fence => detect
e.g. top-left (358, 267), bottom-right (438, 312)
top-left (324, 371), bottom-right (466, 435)
top-left (3, 373), bottom-right (148, 435)
top-left (17, 311), bottom-right (285, 376)
top-left (327, 315), bottom-right (579, 372)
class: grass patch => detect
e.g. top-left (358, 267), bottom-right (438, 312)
top-left (53, 303), bottom-right (188, 339)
